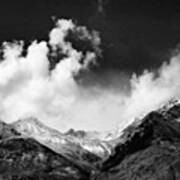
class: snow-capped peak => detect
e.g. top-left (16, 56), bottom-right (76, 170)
top-left (12, 117), bottom-right (67, 144)
top-left (12, 117), bottom-right (113, 158)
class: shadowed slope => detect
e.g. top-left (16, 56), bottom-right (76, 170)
top-left (95, 100), bottom-right (180, 180)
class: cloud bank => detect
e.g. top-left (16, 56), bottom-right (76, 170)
top-left (0, 18), bottom-right (180, 133)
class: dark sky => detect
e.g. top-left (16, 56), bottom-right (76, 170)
top-left (1, 0), bottom-right (180, 74)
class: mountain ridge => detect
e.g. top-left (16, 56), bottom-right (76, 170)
top-left (12, 117), bottom-right (103, 167)
top-left (95, 99), bottom-right (180, 179)
top-left (1, 99), bottom-right (180, 179)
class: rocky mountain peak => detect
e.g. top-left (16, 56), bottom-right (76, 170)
top-left (65, 128), bottom-right (87, 138)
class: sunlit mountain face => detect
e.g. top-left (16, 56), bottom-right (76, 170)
top-left (1, 0), bottom-right (180, 179)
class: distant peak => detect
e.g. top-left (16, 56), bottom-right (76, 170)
top-left (14, 117), bottom-right (42, 125)
top-left (65, 128), bottom-right (87, 138)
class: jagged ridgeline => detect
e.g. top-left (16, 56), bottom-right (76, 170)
top-left (0, 100), bottom-right (180, 179)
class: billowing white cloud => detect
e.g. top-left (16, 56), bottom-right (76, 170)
top-left (0, 18), bottom-right (180, 133)
top-left (0, 19), bottom-right (101, 131)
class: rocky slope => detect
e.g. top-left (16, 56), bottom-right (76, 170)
top-left (0, 120), bottom-right (93, 179)
top-left (0, 137), bottom-right (91, 180)
top-left (12, 118), bottom-right (112, 160)
top-left (12, 118), bottom-right (102, 167)
top-left (95, 99), bottom-right (180, 180)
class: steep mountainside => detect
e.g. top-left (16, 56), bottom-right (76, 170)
top-left (0, 137), bottom-right (91, 180)
top-left (0, 120), bottom-right (92, 180)
top-left (95, 100), bottom-right (180, 180)
top-left (12, 118), bottom-right (101, 166)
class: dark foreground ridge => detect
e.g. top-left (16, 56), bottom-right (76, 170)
top-left (97, 100), bottom-right (180, 180)
top-left (1, 100), bottom-right (180, 179)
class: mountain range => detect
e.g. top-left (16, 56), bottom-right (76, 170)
top-left (1, 99), bottom-right (180, 179)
